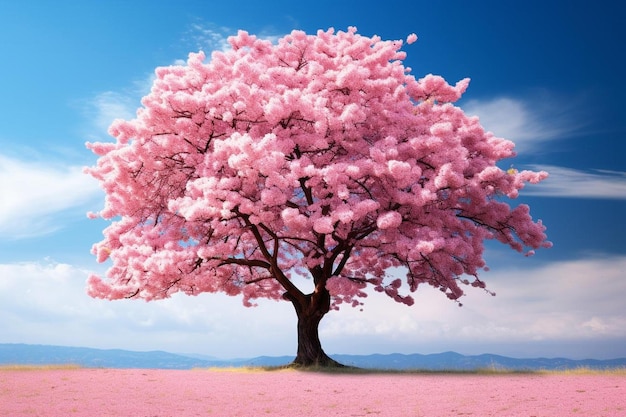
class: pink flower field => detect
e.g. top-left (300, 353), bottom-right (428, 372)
top-left (1, 368), bottom-right (624, 416)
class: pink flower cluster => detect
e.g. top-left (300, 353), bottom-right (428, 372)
top-left (85, 27), bottom-right (550, 308)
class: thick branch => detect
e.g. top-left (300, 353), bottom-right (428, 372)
top-left (235, 208), bottom-right (306, 305)
top-left (218, 258), bottom-right (271, 269)
top-left (331, 245), bottom-right (353, 277)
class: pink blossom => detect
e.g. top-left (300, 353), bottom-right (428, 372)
top-left (387, 160), bottom-right (412, 180)
top-left (313, 216), bottom-right (334, 234)
top-left (376, 211), bottom-right (402, 229)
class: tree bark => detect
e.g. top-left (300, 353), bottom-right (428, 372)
top-left (285, 288), bottom-right (344, 367)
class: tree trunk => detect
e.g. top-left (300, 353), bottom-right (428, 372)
top-left (286, 289), bottom-right (344, 367)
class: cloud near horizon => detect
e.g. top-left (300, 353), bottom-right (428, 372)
top-left (2, 256), bottom-right (624, 359)
top-left (322, 254), bottom-right (626, 358)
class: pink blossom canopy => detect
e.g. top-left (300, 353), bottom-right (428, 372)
top-left (86, 27), bottom-right (550, 308)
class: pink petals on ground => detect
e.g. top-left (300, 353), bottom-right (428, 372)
top-left (2, 368), bottom-right (624, 417)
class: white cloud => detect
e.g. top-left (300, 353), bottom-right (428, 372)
top-left (0, 260), bottom-right (296, 357)
top-left (321, 256), bottom-right (626, 359)
top-left (461, 95), bottom-right (583, 154)
top-left (1, 256), bottom-right (625, 360)
top-left (521, 165), bottom-right (626, 199)
top-left (0, 154), bottom-right (102, 239)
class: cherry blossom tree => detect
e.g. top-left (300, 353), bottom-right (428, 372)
top-left (86, 27), bottom-right (551, 367)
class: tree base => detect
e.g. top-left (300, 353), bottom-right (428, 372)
top-left (290, 355), bottom-right (346, 368)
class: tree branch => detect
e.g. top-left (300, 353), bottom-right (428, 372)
top-left (218, 258), bottom-right (271, 269)
top-left (235, 208), bottom-right (306, 305)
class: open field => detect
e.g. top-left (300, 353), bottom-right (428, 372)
top-left (1, 367), bottom-right (624, 416)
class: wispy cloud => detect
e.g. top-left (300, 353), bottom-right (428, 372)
top-left (92, 91), bottom-right (137, 132)
top-left (185, 22), bottom-right (283, 54)
top-left (0, 154), bottom-right (101, 239)
top-left (522, 165), bottom-right (626, 199)
top-left (185, 23), bottom-right (233, 53)
top-left (82, 90), bottom-right (143, 142)
top-left (462, 95), bottom-right (585, 154)
top-left (461, 95), bottom-right (625, 200)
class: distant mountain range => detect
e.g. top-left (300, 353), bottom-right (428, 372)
top-left (1, 343), bottom-right (625, 371)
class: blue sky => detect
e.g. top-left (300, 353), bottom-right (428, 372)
top-left (1, 0), bottom-right (625, 360)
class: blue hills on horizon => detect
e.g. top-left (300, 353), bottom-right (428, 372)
top-left (1, 343), bottom-right (625, 371)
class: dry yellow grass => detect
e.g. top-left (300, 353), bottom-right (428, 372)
top-left (191, 365), bottom-right (296, 373)
top-left (190, 364), bottom-right (626, 375)
top-left (2, 364), bottom-right (624, 375)
top-left (536, 366), bottom-right (626, 376)
top-left (0, 364), bottom-right (82, 371)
